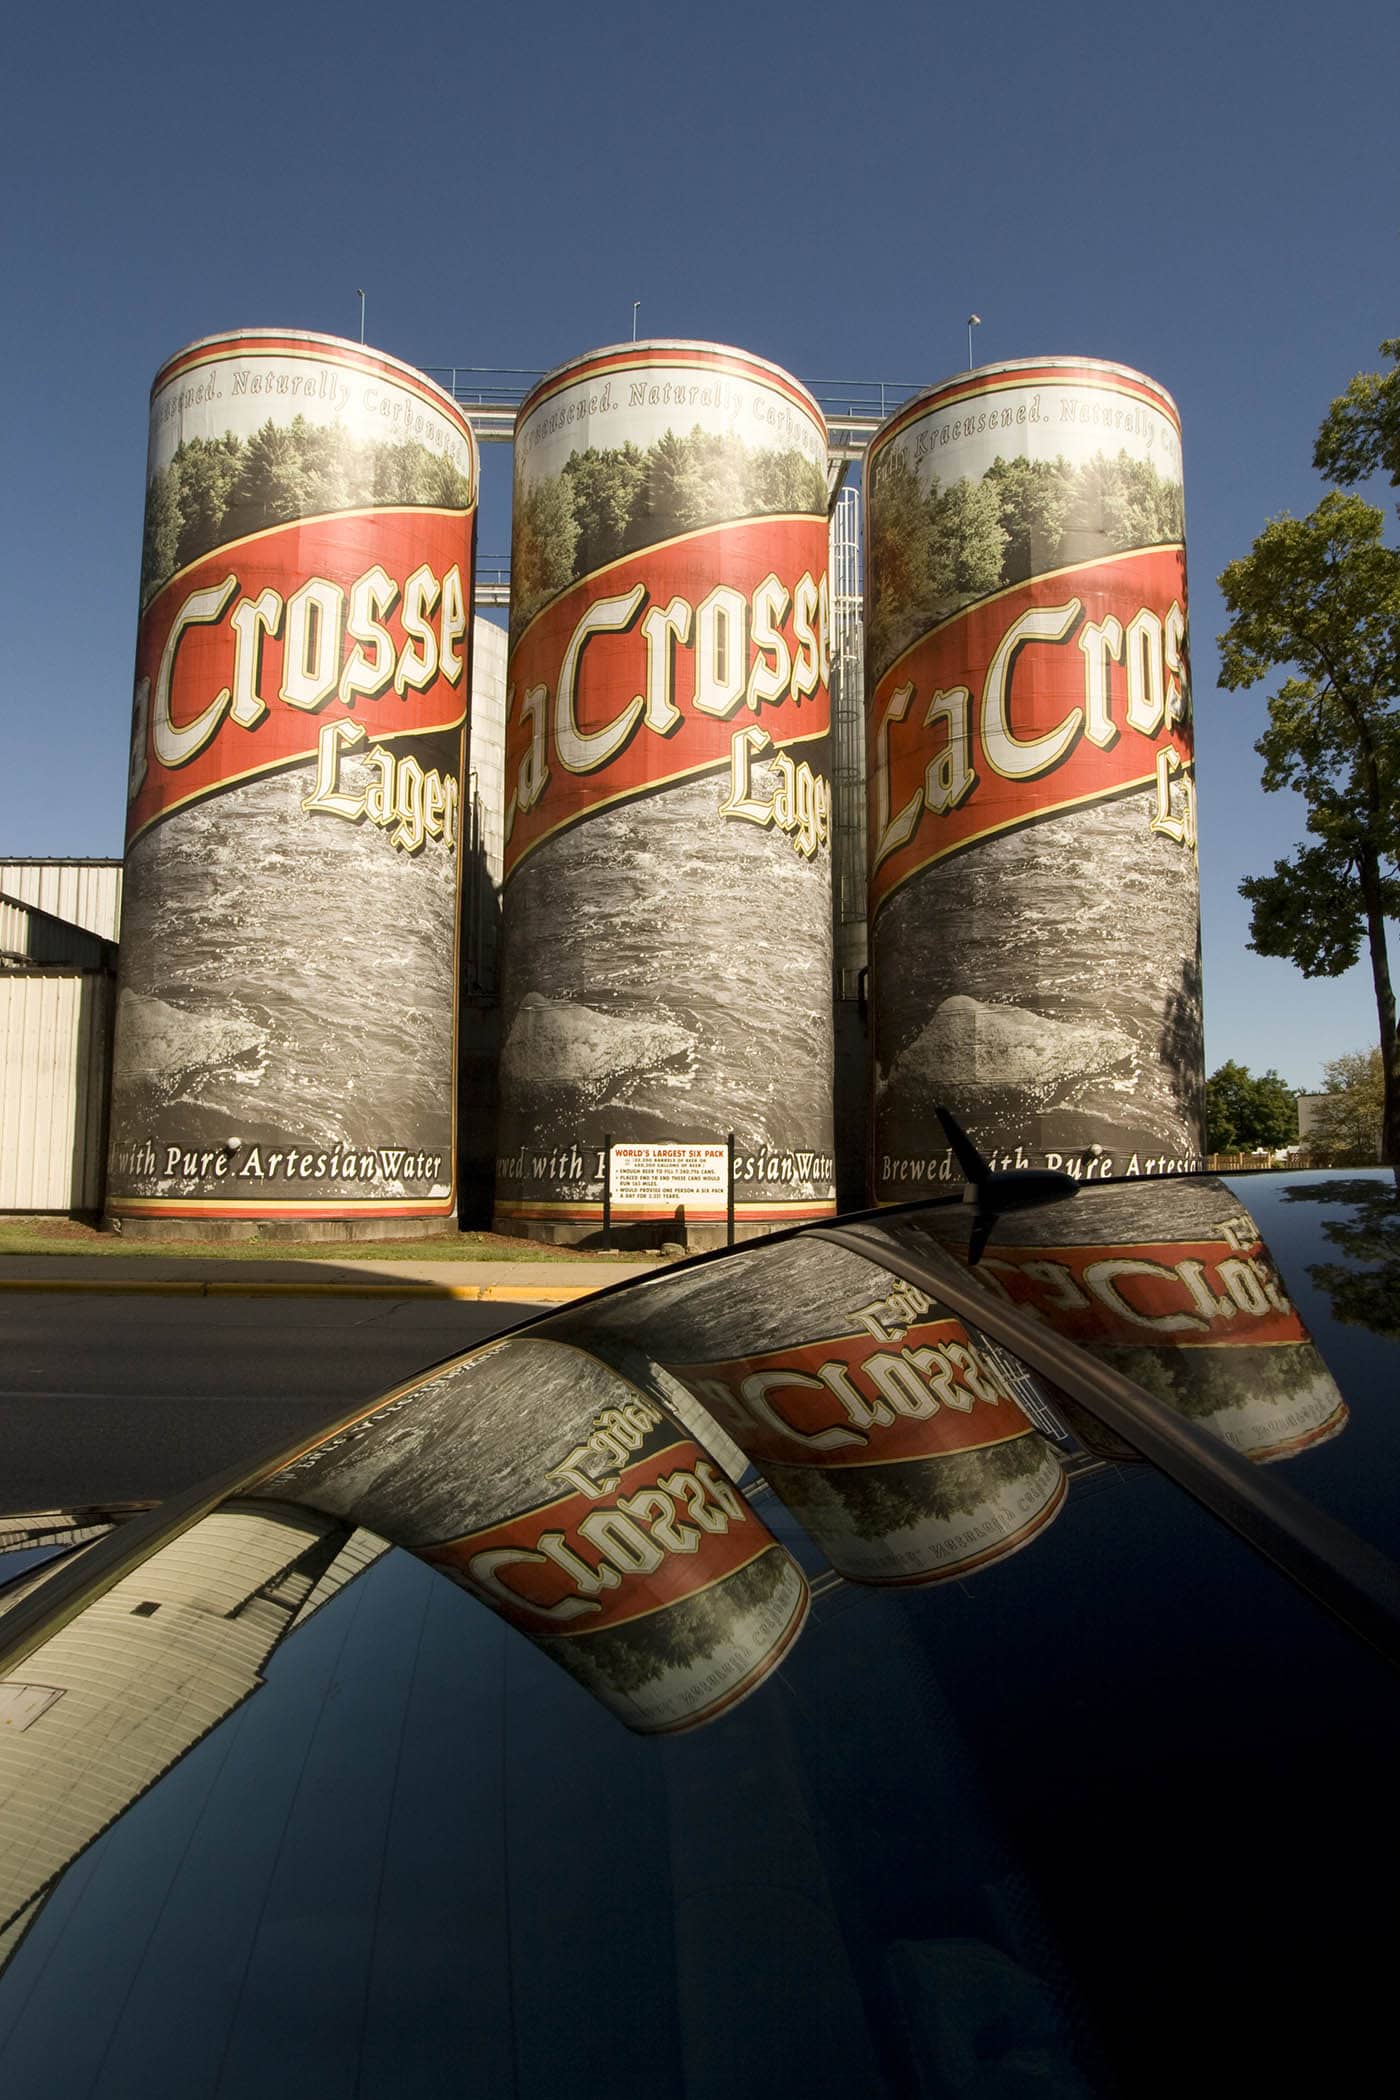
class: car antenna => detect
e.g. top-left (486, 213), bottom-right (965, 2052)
top-left (936, 1105), bottom-right (1079, 1264)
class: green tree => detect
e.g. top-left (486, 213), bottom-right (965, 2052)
top-left (867, 459), bottom-right (1008, 679)
top-left (746, 445), bottom-right (826, 518)
top-left (224, 418), bottom-right (316, 538)
top-left (640, 425), bottom-right (748, 533)
top-left (139, 464), bottom-right (184, 605)
top-left (510, 472), bottom-right (578, 636)
top-left (985, 454), bottom-right (1075, 583)
top-left (866, 449), bottom-right (943, 679)
top-left (1217, 490), bottom-right (1400, 1166)
top-left (1315, 339), bottom-right (1400, 503)
top-left (563, 443), bottom-right (646, 573)
top-left (1308, 1046), bottom-right (1385, 1163)
top-left (371, 436), bottom-right (436, 507)
top-left (420, 449), bottom-right (475, 510)
top-left (1204, 1060), bottom-right (1298, 1152)
top-left (172, 434), bottom-right (243, 570)
top-left (931, 475), bottom-right (1007, 598)
top-left (1065, 450), bottom-right (1184, 556)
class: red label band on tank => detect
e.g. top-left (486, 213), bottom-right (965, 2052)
top-left (127, 506), bottom-right (474, 843)
top-left (670, 1315), bottom-right (1038, 1471)
top-left (975, 1237), bottom-right (1310, 1348)
top-left (868, 545), bottom-right (1192, 918)
top-left (503, 514), bottom-right (830, 882)
top-left (420, 1437), bottom-right (770, 1636)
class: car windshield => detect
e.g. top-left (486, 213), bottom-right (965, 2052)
top-left (3, 1171), bottom-right (1399, 2099)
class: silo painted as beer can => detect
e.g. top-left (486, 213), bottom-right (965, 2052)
top-left (108, 329), bottom-right (478, 1231)
top-left (864, 358), bottom-right (1204, 1200)
top-left (495, 340), bottom-right (836, 1243)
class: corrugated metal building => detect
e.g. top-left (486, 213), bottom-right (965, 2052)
top-left (1, 882), bottom-right (118, 1214)
top-left (0, 860), bottom-right (123, 943)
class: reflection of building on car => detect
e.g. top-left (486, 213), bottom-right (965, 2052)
top-left (3, 1172), bottom-right (1399, 2096)
top-left (0, 1513), bottom-right (386, 1969)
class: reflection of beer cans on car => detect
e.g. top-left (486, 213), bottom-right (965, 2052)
top-left (257, 1335), bottom-right (807, 1733)
top-left (966, 1180), bottom-right (1348, 1463)
top-left (864, 358), bottom-right (1204, 1202)
top-left (544, 1234), bottom-right (1067, 1584)
top-left (495, 339), bottom-right (836, 1244)
top-left (110, 328), bottom-right (477, 1231)
top-left (671, 1292), bottom-right (1066, 1586)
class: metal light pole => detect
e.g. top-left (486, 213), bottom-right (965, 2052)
top-left (358, 289), bottom-right (366, 345)
top-left (632, 300), bottom-right (641, 342)
top-left (967, 313), bottom-right (981, 368)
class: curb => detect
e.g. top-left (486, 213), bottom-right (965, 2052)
top-left (0, 1277), bottom-right (608, 1303)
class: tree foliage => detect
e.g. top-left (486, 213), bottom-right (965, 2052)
top-left (509, 425), bottom-right (827, 637)
top-left (1314, 338), bottom-right (1400, 502)
top-left (140, 416), bottom-right (474, 606)
top-left (866, 444), bottom-right (1183, 680)
top-left (562, 443), bottom-right (645, 576)
top-left (1308, 1046), bottom-right (1385, 1163)
top-left (1217, 486), bottom-right (1400, 1165)
top-left (1204, 1061), bottom-right (1297, 1152)
top-left (511, 474), bottom-right (579, 633)
top-left (1281, 1175), bottom-right (1400, 1336)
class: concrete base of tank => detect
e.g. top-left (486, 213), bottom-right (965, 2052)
top-left (491, 1213), bottom-right (835, 1254)
top-left (102, 1212), bottom-right (460, 1244)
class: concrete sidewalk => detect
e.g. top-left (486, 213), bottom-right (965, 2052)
top-left (0, 1253), bottom-right (664, 1303)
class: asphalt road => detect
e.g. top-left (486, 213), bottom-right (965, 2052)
top-left (0, 1289), bottom-right (543, 1511)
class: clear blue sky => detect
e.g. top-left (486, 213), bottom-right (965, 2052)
top-left (3, 0), bottom-right (1396, 1089)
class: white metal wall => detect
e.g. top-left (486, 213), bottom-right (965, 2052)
top-left (465, 615), bottom-right (509, 991)
top-left (0, 861), bottom-right (123, 941)
top-left (829, 486), bottom-right (867, 997)
top-left (469, 617), bottom-right (509, 891)
top-left (0, 973), bottom-right (112, 1210)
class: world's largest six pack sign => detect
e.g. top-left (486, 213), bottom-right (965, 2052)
top-left (863, 359), bottom-right (1205, 1202)
top-left (108, 330), bottom-right (478, 1223)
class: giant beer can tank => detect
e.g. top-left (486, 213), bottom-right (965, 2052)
top-left (107, 329), bottom-right (478, 1237)
top-left (495, 340), bottom-right (837, 1245)
top-left (863, 357), bottom-right (1205, 1199)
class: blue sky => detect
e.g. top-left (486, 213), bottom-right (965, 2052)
top-left (2, 0), bottom-right (1396, 1088)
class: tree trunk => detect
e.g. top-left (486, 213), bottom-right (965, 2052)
top-left (1357, 842), bottom-right (1400, 1168)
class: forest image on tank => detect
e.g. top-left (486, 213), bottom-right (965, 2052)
top-left (140, 417), bottom-right (475, 606)
top-left (511, 426), bottom-right (828, 639)
top-left (866, 447), bottom-right (1186, 682)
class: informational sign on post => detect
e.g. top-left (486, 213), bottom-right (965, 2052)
top-left (608, 1143), bottom-right (730, 1214)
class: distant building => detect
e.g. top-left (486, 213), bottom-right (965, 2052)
top-left (0, 867), bottom-right (119, 1212)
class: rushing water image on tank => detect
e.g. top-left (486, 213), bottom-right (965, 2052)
top-left (109, 742), bottom-right (462, 1206)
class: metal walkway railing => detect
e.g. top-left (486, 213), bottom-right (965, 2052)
top-left (421, 365), bottom-right (933, 461)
